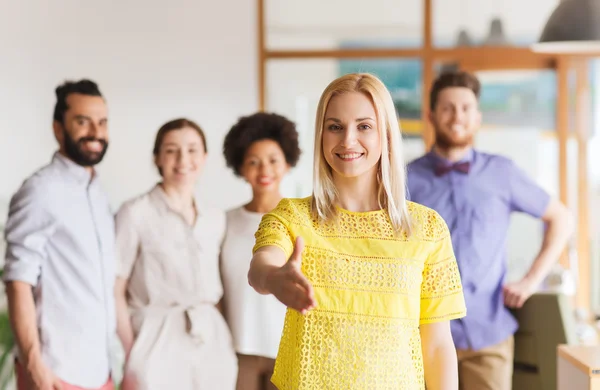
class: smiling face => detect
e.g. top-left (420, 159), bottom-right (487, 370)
top-left (240, 139), bottom-right (290, 195)
top-left (429, 86), bottom-right (481, 149)
top-left (321, 92), bottom-right (382, 181)
top-left (155, 127), bottom-right (206, 187)
top-left (53, 93), bottom-right (109, 166)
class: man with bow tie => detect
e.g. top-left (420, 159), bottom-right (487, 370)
top-left (407, 71), bottom-right (572, 390)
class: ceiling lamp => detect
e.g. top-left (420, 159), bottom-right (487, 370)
top-left (532, 0), bottom-right (600, 53)
top-left (456, 29), bottom-right (473, 47)
top-left (484, 18), bottom-right (509, 46)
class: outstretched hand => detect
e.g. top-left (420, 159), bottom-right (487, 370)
top-left (265, 236), bottom-right (317, 314)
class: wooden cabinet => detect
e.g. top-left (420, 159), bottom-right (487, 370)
top-left (558, 345), bottom-right (600, 390)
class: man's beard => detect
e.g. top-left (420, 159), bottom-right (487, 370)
top-left (63, 129), bottom-right (108, 167)
top-left (432, 121), bottom-right (474, 149)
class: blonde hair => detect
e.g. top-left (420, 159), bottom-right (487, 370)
top-left (311, 73), bottom-right (412, 235)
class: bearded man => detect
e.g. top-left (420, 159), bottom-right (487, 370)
top-left (4, 79), bottom-right (116, 390)
top-left (407, 71), bottom-right (572, 390)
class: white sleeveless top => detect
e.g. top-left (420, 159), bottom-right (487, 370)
top-left (220, 206), bottom-right (287, 359)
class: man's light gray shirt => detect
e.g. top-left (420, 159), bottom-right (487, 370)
top-left (3, 152), bottom-right (116, 388)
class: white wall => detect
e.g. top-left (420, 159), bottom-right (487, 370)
top-left (0, 0), bottom-right (258, 219)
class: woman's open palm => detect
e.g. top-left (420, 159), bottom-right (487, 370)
top-left (266, 236), bottom-right (316, 314)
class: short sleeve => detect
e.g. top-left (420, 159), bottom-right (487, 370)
top-left (114, 202), bottom-right (140, 279)
top-left (508, 160), bottom-right (551, 218)
top-left (420, 212), bottom-right (467, 325)
top-left (252, 199), bottom-right (294, 259)
top-left (3, 182), bottom-right (55, 286)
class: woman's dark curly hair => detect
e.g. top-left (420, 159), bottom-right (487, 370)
top-left (223, 112), bottom-right (301, 177)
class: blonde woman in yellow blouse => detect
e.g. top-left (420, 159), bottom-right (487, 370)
top-left (248, 73), bottom-right (467, 390)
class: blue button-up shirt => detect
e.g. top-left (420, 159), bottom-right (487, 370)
top-left (407, 149), bottom-right (550, 350)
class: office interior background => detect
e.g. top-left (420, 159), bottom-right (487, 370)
top-left (1, 0), bottom-right (600, 388)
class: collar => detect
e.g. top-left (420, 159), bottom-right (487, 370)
top-left (426, 147), bottom-right (475, 166)
top-left (149, 184), bottom-right (203, 218)
top-left (52, 151), bottom-right (96, 186)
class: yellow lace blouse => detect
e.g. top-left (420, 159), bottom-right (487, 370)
top-left (253, 197), bottom-right (466, 390)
